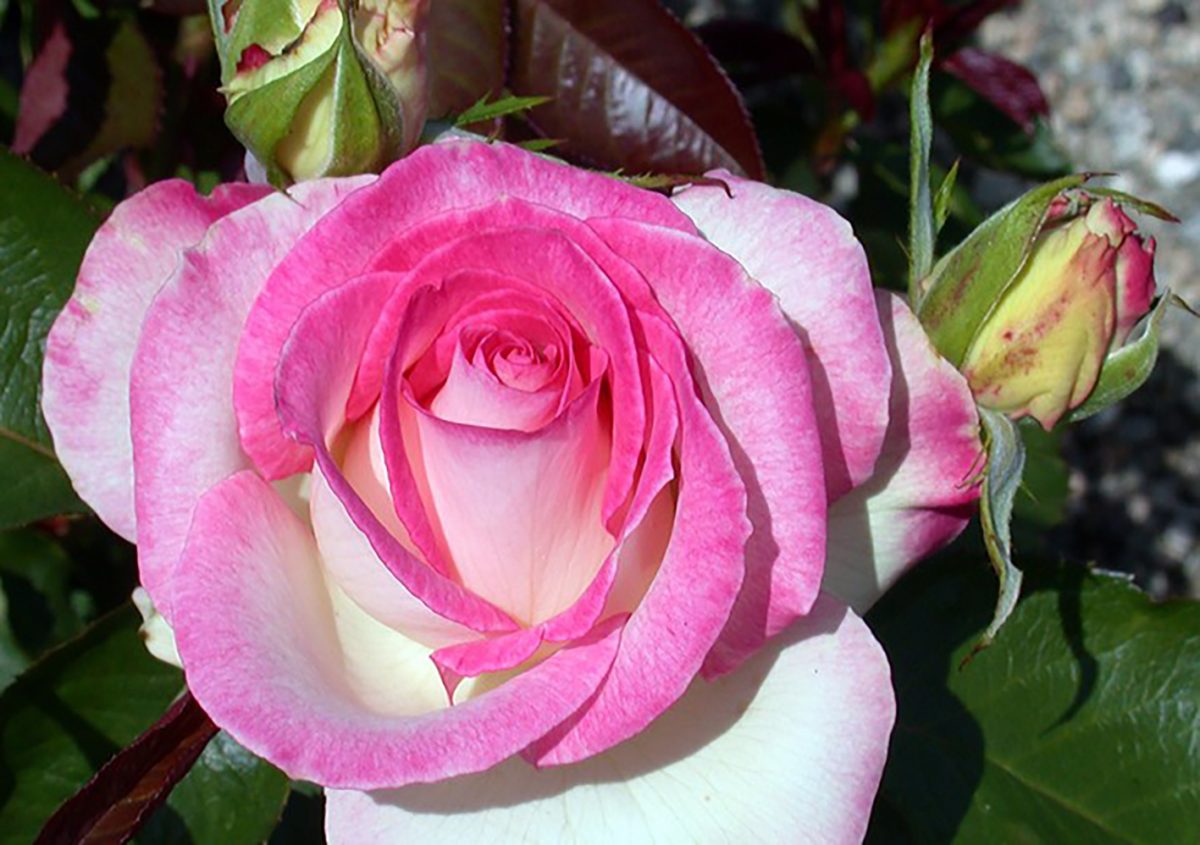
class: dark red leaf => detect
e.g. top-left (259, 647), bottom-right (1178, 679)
top-left (941, 47), bottom-right (1050, 132)
top-left (937, 0), bottom-right (1021, 45)
top-left (12, 7), bottom-right (161, 179)
top-left (509, 0), bottom-right (764, 178)
top-left (36, 693), bottom-right (218, 845)
top-left (428, 0), bottom-right (508, 118)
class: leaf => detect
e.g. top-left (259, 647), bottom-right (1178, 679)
top-left (976, 408), bottom-right (1025, 649)
top-left (427, 0), bottom-right (507, 118)
top-left (867, 554), bottom-right (1200, 842)
top-left (907, 29), bottom-right (935, 301)
top-left (932, 72), bottom-right (1072, 179)
top-left (509, 0), bottom-right (765, 178)
top-left (0, 605), bottom-right (182, 844)
top-left (0, 148), bottom-right (96, 528)
top-left (1013, 423), bottom-right (1068, 530)
top-left (932, 157), bottom-right (960, 235)
top-left (12, 13), bottom-right (162, 180)
top-left (941, 47), bottom-right (1048, 133)
top-left (915, 173), bottom-right (1086, 365)
top-left (0, 528), bottom-right (87, 671)
top-left (454, 94), bottom-right (550, 128)
top-left (36, 692), bottom-right (218, 845)
top-left (138, 731), bottom-right (289, 845)
top-left (1069, 292), bottom-right (1171, 422)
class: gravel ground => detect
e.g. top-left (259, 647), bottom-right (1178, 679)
top-left (981, 0), bottom-right (1200, 598)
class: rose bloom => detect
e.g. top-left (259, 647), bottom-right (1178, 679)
top-left (43, 140), bottom-right (980, 842)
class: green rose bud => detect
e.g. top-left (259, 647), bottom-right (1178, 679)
top-left (917, 182), bottom-right (1161, 430)
top-left (210, 0), bottom-right (429, 185)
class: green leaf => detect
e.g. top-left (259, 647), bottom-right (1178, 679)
top-left (915, 173), bottom-right (1086, 366)
top-left (1069, 292), bottom-right (1171, 422)
top-left (868, 555), bottom-right (1200, 842)
top-left (907, 31), bottom-right (935, 301)
top-left (976, 408), bottom-right (1025, 648)
top-left (932, 73), bottom-right (1073, 179)
top-left (0, 528), bottom-right (87, 674)
top-left (0, 148), bottom-right (96, 529)
top-left (1013, 422), bottom-right (1068, 530)
top-left (0, 605), bottom-right (182, 844)
top-left (932, 158), bottom-right (961, 236)
top-left (454, 94), bottom-right (552, 128)
top-left (137, 731), bottom-right (290, 845)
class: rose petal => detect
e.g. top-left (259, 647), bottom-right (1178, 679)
top-left (824, 291), bottom-right (983, 612)
top-left (405, 379), bottom-right (612, 625)
top-left (325, 594), bottom-right (894, 845)
top-left (129, 178), bottom-right (367, 616)
top-left (672, 173), bottom-right (891, 501)
top-left (275, 270), bottom-right (519, 634)
top-left (42, 180), bottom-right (269, 539)
top-left (589, 219), bottom-right (827, 676)
top-left (172, 471), bottom-right (627, 789)
top-left (235, 139), bottom-right (694, 479)
top-left (527, 316), bottom-right (748, 766)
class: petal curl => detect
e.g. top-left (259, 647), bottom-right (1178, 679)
top-left (672, 174), bottom-right (891, 501)
top-left (173, 471), bottom-right (626, 789)
top-left (325, 594), bottom-right (894, 845)
top-left (824, 291), bottom-right (982, 612)
top-left (42, 180), bottom-right (269, 539)
top-left (589, 219), bottom-right (826, 676)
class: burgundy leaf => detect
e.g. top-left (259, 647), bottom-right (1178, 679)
top-left (509, 0), bottom-right (765, 178)
top-left (36, 693), bottom-right (218, 845)
top-left (12, 7), bottom-right (161, 179)
top-left (942, 47), bottom-right (1050, 132)
top-left (428, 0), bottom-right (508, 118)
top-left (937, 0), bottom-right (1021, 45)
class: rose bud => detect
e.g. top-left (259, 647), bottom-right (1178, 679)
top-left (210, 0), bottom-right (429, 185)
top-left (918, 181), bottom-right (1164, 431)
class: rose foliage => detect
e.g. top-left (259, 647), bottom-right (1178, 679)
top-left (42, 139), bottom-right (983, 840)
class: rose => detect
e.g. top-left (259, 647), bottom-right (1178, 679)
top-left (43, 139), bottom-right (981, 841)
top-left (959, 194), bottom-right (1157, 429)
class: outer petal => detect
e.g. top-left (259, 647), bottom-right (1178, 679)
top-left (825, 291), bottom-right (983, 612)
top-left (672, 173), bottom-right (891, 501)
top-left (325, 594), bottom-right (894, 845)
top-left (589, 219), bottom-right (826, 676)
top-left (173, 471), bottom-right (626, 789)
top-left (42, 180), bottom-right (269, 539)
top-left (129, 178), bottom-right (367, 616)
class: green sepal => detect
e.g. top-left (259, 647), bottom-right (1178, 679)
top-left (915, 173), bottom-right (1088, 366)
top-left (906, 31), bottom-right (935, 302)
top-left (323, 17), bottom-right (388, 175)
top-left (208, 0), bottom-right (317, 86)
top-left (1068, 291), bottom-right (1171, 422)
top-left (932, 157), bottom-right (960, 235)
top-left (223, 37), bottom-right (339, 185)
top-left (974, 408), bottom-right (1026, 653)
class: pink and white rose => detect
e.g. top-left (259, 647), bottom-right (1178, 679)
top-left (43, 139), bottom-right (981, 841)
